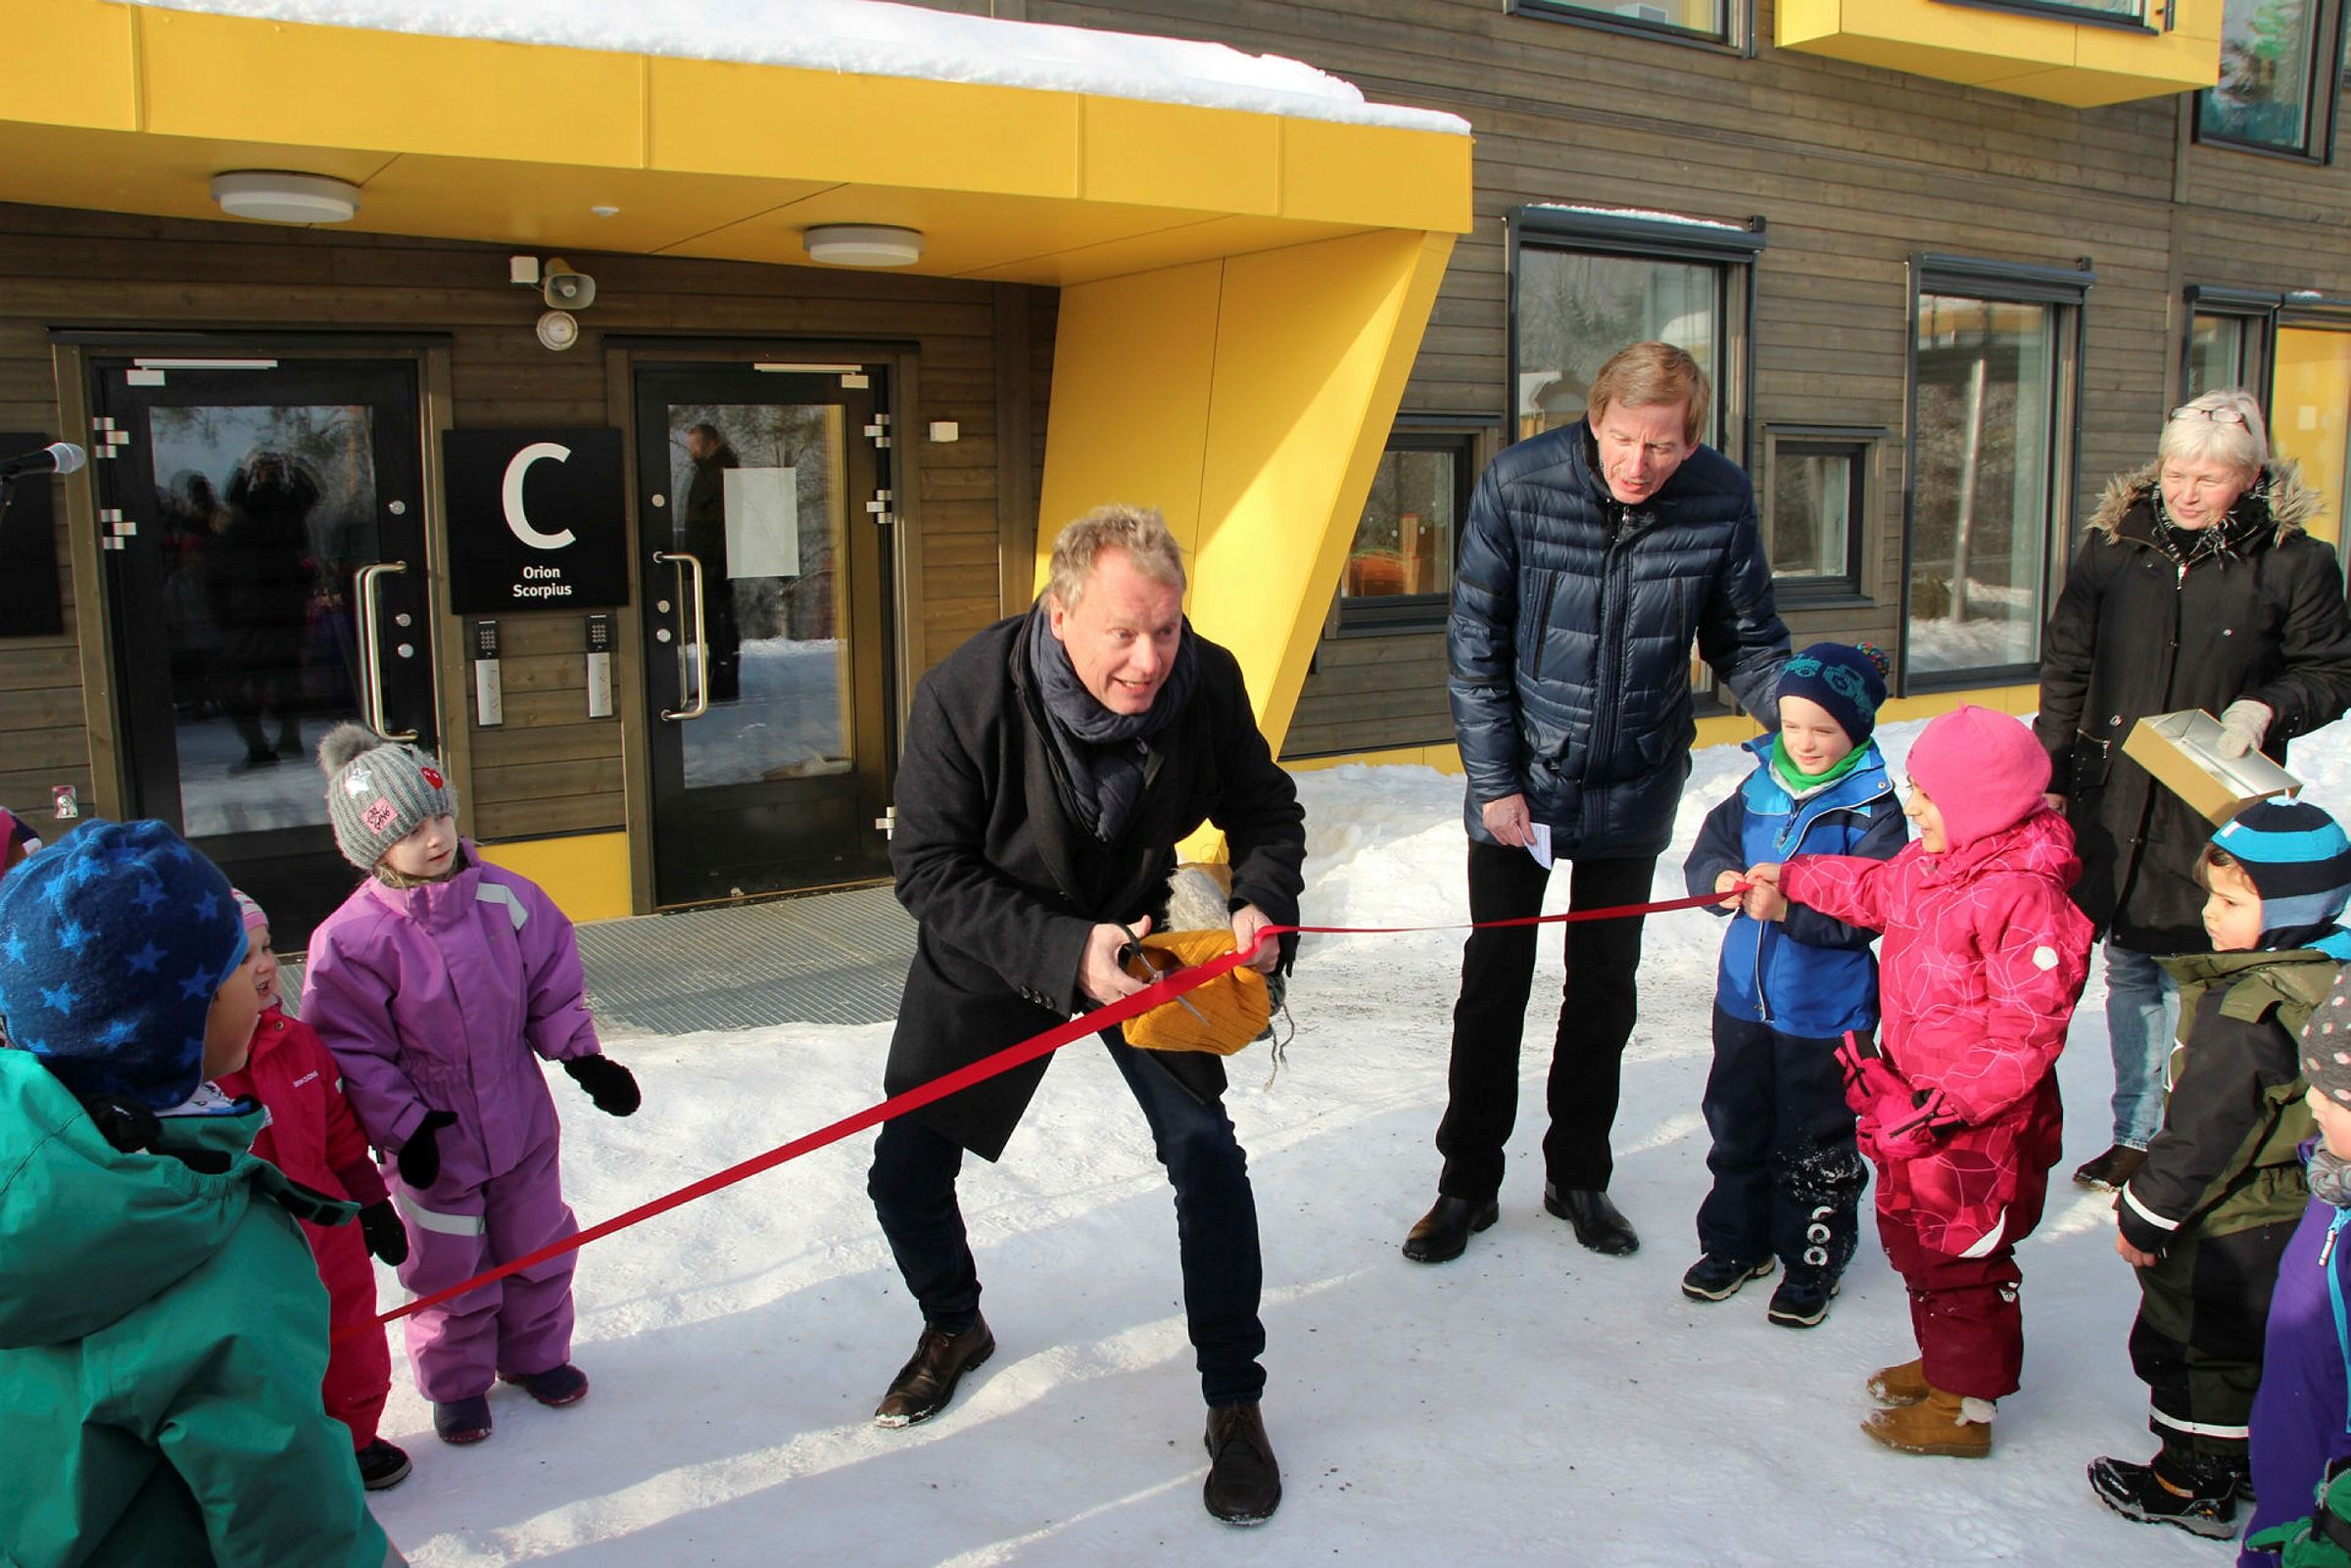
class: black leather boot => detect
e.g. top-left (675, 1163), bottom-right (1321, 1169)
top-left (873, 1315), bottom-right (994, 1428)
top-left (1402, 1194), bottom-right (1500, 1263)
top-left (1204, 1402), bottom-right (1281, 1524)
top-left (1545, 1184), bottom-right (1639, 1256)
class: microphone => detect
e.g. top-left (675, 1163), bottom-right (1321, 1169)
top-left (0, 443), bottom-right (86, 480)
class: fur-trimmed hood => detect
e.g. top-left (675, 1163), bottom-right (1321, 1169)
top-left (2086, 457), bottom-right (2324, 542)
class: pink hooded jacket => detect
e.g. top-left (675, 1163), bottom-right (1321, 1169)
top-left (301, 846), bottom-right (601, 1186)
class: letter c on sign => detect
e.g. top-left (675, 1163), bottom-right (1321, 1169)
top-left (503, 443), bottom-right (577, 550)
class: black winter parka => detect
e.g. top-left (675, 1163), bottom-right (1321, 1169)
top-left (885, 612), bottom-right (1306, 1161)
top-left (2036, 462), bottom-right (2351, 953)
top-left (1448, 420), bottom-right (1789, 857)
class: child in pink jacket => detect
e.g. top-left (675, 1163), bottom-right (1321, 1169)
top-left (1750, 704), bottom-right (2093, 1459)
top-left (302, 724), bottom-right (641, 1448)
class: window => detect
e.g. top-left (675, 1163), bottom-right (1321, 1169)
top-left (2183, 287), bottom-right (2279, 404)
top-left (1511, 206), bottom-right (1763, 461)
top-left (2197, 0), bottom-right (2334, 157)
top-left (1934, 0), bottom-right (2149, 23)
top-left (1763, 427), bottom-right (1880, 601)
top-left (1338, 430), bottom-right (1476, 632)
top-left (1904, 256), bottom-right (2088, 688)
top-left (1509, 0), bottom-right (1733, 45)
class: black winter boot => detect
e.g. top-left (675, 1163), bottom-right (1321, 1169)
top-left (1204, 1402), bottom-right (1281, 1524)
top-left (1680, 1254), bottom-right (1774, 1302)
top-left (2087, 1450), bottom-right (2243, 1539)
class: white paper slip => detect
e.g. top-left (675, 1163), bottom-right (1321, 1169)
top-left (1528, 821), bottom-right (1554, 870)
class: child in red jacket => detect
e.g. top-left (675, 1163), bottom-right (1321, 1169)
top-left (214, 888), bottom-right (413, 1491)
top-left (1749, 704), bottom-right (2094, 1458)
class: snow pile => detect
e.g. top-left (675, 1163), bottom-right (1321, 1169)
top-left (131, 0), bottom-right (1469, 134)
top-left (362, 711), bottom-right (2329, 1564)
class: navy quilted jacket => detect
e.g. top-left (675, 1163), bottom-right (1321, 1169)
top-left (1448, 420), bottom-right (1789, 856)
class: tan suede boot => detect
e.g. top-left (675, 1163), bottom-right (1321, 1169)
top-left (1866, 1358), bottom-right (1929, 1407)
top-left (1859, 1385), bottom-right (1992, 1458)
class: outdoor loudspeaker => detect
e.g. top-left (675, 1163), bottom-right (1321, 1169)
top-left (542, 262), bottom-right (595, 310)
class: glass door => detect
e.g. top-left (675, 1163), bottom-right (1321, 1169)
top-left (89, 356), bottom-right (434, 949)
top-left (633, 363), bottom-right (894, 905)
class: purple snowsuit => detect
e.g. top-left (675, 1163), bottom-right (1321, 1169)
top-left (2241, 1173), bottom-right (2351, 1564)
top-left (303, 847), bottom-right (598, 1403)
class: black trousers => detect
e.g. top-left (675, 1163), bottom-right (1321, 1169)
top-left (1436, 839), bottom-right (1655, 1201)
top-left (1695, 1007), bottom-right (1866, 1274)
top-left (867, 1031), bottom-right (1268, 1408)
top-left (2133, 1212), bottom-right (2302, 1464)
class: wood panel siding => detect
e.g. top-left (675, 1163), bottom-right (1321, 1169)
top-left (0, 203), bottom-right (1054, 841)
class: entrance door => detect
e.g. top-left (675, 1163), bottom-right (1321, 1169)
top-left (2273, 325), bottom-right (2351, 557)
top-left (89, 356), bottom-right (435, 949)
top-left (633, 363), bottom-right (895, 905)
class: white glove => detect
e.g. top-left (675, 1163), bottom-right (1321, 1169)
top-left (2217, 698), bottom-right (2274, 759)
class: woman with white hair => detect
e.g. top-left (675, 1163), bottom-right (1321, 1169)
top-left (2038, 388), bottom-right (2351, 1191)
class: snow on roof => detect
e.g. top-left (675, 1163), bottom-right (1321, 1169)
top-left (131, 0), bottom-right (1470, 135)
top-left (1522, 204), bottom-right (1750, 230)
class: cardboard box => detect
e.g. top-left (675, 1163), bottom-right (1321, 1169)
top-left (2120, 709), bottom-right (2301, 826)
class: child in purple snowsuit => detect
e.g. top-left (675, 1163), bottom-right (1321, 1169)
top-left (302, 724), bottom-right (642, 1447)
top-left (2244, 965), bottom-right (2351, 1564)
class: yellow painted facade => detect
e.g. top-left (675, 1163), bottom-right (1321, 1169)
top-left (476, 833), bottom-right (634, 926)
top-left (1777, 0), bottom-right (2221, 107)
top-left (2276, 327), bottom-right (2351, 549)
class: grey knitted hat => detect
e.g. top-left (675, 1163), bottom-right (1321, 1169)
top-left (2304, 966), bottom-right (2351, 1108)
top-left (318, 722), bottom-right (456, 871)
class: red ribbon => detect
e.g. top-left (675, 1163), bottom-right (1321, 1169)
top-left (344, 883), bottom-right (1740, 1341)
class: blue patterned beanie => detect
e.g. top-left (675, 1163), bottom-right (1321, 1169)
top-left (0, 819), bottom-right (249, 1110)
top-left (2210, 799), bottom-right (2351, 952)
top-left (1776, 641), bottom-right (1891, 742)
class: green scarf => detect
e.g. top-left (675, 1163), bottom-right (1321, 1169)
top-left (1770, 735), bottom-right (1867, 794)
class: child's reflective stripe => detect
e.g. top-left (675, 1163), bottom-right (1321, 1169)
top-left (2327, 1208), bottom-right (2351, 1434)
top-left (395, 1189), bottom-right (485, 1236)
top-left (475, 882), bottom-right (529, 930)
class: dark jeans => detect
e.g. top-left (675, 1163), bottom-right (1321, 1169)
top-left (867, 1031), bottom-right (1268, 1407)
top-left (1436, 839), bottom-right (1654, 1201)
top-left (1696, 1008), bottom-right (1866, 1275)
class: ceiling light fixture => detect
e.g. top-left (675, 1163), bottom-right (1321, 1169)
top-left (210, 170), bottom-right (360, 224)
top-left (803, 224), bottom-right (925, 268)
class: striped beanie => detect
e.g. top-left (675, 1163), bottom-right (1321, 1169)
top-left (318, 723), bottom-right (456, 872)
top-left (2209, 799), bottom-right (2351, 951)
top-left (230, 887), bottom-right (268, 935)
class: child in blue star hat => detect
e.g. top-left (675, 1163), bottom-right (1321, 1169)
top-left (0, 817), bottom-right (403, 1567)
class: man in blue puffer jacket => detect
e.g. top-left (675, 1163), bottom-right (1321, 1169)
top-left (1405, 341), bottom-right (1789, 1265)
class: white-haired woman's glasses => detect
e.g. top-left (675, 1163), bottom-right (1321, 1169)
top-left (2171, 404), bottom-right (2250, 426)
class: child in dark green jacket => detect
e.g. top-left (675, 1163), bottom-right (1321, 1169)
top-left (0, 819), bottom-right (402, 1568)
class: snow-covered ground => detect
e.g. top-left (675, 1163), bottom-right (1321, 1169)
top-left (365, 711), bottom-right (2351, 1565)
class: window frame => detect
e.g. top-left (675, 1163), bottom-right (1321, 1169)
top-left (1508, 205), bottom-right (1765, 468)
top-left (2190, 0), bottom-right (2348, 164)
top-left (1506, 0), bottom-right (1750, 51)
top-left (1899, 253), bottom-right (2091, 694)
top-left (2182, 285), bottom-right (2281, 414)
top-left (1333, 424), bottom-right (1485, 637)
top-left (1762, 424), bottom-right (1886, 607)
top-left (1929, 0), bottom-right (2158, 30)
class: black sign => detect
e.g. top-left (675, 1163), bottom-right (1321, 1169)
top-left (0, 432), bottom-right (62, 638)
top-left (443, 428), bottom-right (628, 613)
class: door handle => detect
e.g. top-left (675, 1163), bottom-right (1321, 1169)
top-left (354, 561), bottom-right (418, 742)
top-left (652, 549), bottom-right (710, 722)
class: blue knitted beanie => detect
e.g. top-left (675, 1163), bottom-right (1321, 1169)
top-left (0, 819), bottom-right (249, 1110)
top-left (1775, 641), bottom-right (1891, 743)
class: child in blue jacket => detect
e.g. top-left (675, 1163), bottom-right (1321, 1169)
top-left (1681, 642), bottom-right (1908, 1327)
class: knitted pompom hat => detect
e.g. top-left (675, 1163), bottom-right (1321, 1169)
top-left (1904, 704), bottom-right (2052, 850)
top-left (1776, 641), bottom-right (1891, 743)
top-left (0, 819), bottom-right (248, 1110)
top-left (318, 722), bottom-right (456, 871)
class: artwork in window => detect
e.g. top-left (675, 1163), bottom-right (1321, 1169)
top-left (1516, 249), bottom-right (1718, 443)
top-left (1344, 448), bottom-right (1460, 604)
top-left (2199, 0), bottom-right (2321, 152)
top-left (1908, 295), bottom-right (2058, 677)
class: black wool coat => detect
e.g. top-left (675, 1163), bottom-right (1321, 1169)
top-left (885, 612), bottom-right (1306, 1161)
top-left (2035, 462), bottom-right (2351, 953)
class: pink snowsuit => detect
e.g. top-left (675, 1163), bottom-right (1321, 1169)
top-left (1782, 806), bottom-right (2093, 1400)
top-left (216, 1006), bottom-right (394, 1450)
top-left (302, 847), bottom-right (600, 1403)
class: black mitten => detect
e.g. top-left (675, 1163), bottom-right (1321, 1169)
top-left (563, 1054), bottom-right (641, 1117)
top-left (358, 1200), bottom-right (408, 1265)
top-left (396, 1110), bottom-right (457, 1188)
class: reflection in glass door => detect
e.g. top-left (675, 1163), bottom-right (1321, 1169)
top-left (91, 358), bottom-right (434, 949)
top-left (635, 364), bottom-right (894, 905)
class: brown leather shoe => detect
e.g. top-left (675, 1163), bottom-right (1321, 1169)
top-left (1860, 1384), bottom-right (1991, 1457)
top-left (1204, 1402), bottom-right (1281, 1524)
top-left (873, 1316), bottom-right (994, 1429)
top-left (1866, 1357), bottom-right (1930, 1407)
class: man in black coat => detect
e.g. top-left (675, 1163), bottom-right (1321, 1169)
top-left (678, 422), bottom-right (743, 704)
top-left (1406, 341), bottom-right (1789, 1266)
top-left (866, 503), bottom-right (1304, 1525)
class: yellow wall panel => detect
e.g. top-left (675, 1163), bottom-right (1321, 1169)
top-left (477, 832), bottom-right (633, 926)
top-left (1282, 119), bottom-right (1472, 232)
top-left (1777, 0), bottom-right (2220, 102)
top-left (3, 0), bottom-right (135, 131)
top-left (2275, 327), bottom-right (2351, 548)
top-left (1082, 98), bottom-right (1279, 215)
top-left (138, 8), bottom-right (646, 168)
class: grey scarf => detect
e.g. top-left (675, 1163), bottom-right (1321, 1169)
top-left (2311, 1147), bottom-right (2351, 1209)
top-left (1026, 601), bottom-right (1199, 842)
